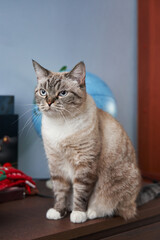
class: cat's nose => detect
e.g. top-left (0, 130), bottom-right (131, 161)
top-left (48, 101), bottom-right (52, 106)
top-left (47, 97), bottom-right (55, 106)
top-left (47, 98), bottom-right (55, 106)
top-left (47, 100), bottom-right (53, 106)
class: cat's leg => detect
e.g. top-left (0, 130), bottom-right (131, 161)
top-left (70, 165), bottom-right (97, 223)
top-left (116, 200), bottom-right (137, 220)
top-left (46, 175), bottom-right (71, 220)
top-left (87, 189), bottom-right (114, 220)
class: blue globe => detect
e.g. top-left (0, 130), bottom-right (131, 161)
top-left (32, 72), bottom-right (117, 137)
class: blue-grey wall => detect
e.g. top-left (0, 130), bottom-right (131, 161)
top-left (0, 0), bottom-right (137, 178)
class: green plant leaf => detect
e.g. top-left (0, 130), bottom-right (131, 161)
top-left (59, 66), bottom-right (67, 72)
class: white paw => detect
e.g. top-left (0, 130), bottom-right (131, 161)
top-left (46, 208), bottom-right (62, 220)
top-left (70, 211), bottom-right (87, 223)
top-left (87, 209), bottom-right (97, 219)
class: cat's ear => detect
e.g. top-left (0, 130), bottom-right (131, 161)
top-left (68, 62), bottom-right (86, 86)
top-left (32, 60), bottom-right (50, 80)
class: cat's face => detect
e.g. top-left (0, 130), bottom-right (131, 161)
top-left (33, 61), bottom-right (86, 118)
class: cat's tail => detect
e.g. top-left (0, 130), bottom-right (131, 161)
top-left (136, 182), bottom-right (160, 206)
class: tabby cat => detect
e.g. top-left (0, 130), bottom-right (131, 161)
top-left (33, 60), bottom-right (160, 223)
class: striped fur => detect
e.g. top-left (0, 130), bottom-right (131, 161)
top-left (33, 60), bottom-right (150, 223)
top-left (136, 183), bottom-right (160, 206)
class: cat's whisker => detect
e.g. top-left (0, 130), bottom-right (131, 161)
top-left (55, 108), bottom-right (71, 129)
top-left (56, 105), bottom-right (82, 119)
top-left (61, 108), bottom-right (73, 117)
top-left (26, 114), bottom-right (40, 137)
top-left (54, 106), bottom-right (73, 119)
top-left (18, 114), bottom-right (34, 137)
top-left (12, 108), bottom-right (34, 125)
top-left (59, 111), bottom-right (68, 126)
top-left (56, 102), bottom-right (82, 116)
top-left (16, 103), bottom-right (38, 106)
top-left (55, 108), bottom-right (66, 121)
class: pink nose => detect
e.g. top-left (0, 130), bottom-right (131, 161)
top-left (48, 101), bottom-right (52, 106)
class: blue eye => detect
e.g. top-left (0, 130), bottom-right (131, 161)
top-left (58, 90), bottom-right (68, 97)
top-left (40, 89), bottom-right (47, 96)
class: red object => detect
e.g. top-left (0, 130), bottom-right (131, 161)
top-left (0, 163), bottom-right (36, 195)
top-left (138, 0), bottom-right (160, 181)
top-left (3, 163), bottom-right (12, 168)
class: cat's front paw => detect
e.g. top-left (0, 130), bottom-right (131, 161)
top-left (46, 208), bottom-right (62, 220)
top-left (70, 211), bottom-right (87, 223)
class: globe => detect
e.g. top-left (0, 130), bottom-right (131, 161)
top-left (32, 72), bottom-right (117, 137)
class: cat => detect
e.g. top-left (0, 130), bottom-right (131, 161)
top-left (32, 60), bottom-right (160, 223)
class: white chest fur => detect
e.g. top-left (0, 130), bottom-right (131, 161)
top-left (42, 116), bottom-right (69, 143)
top-left (42, 114), bottom-right (83, 145)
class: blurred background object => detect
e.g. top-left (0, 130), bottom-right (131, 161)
top-left (0, 96), bottom-right (18, 167)
top-left (138, 0), bottom-right (160, 181)
top-left (0, 96), bottom-right (14, 114)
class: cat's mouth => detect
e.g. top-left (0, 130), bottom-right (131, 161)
top-left (39, 105), bottom-right (52, 112)
top-left (38, 102), bottom-right (67, 116)
top-left (41, 105), bottom-right (63, 115)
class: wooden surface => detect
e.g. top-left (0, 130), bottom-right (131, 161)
top-left (0, 181), bottom-right (160, 240)
top-left (138, 0), bottom-right (160, 181)
top-left (102, 222), bottom-right (160, 240)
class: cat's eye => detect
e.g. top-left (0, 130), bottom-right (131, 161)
top-left (58, 90), bottom-right (68, 97)
top-left (40, 89), bottom-right (47, 96)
